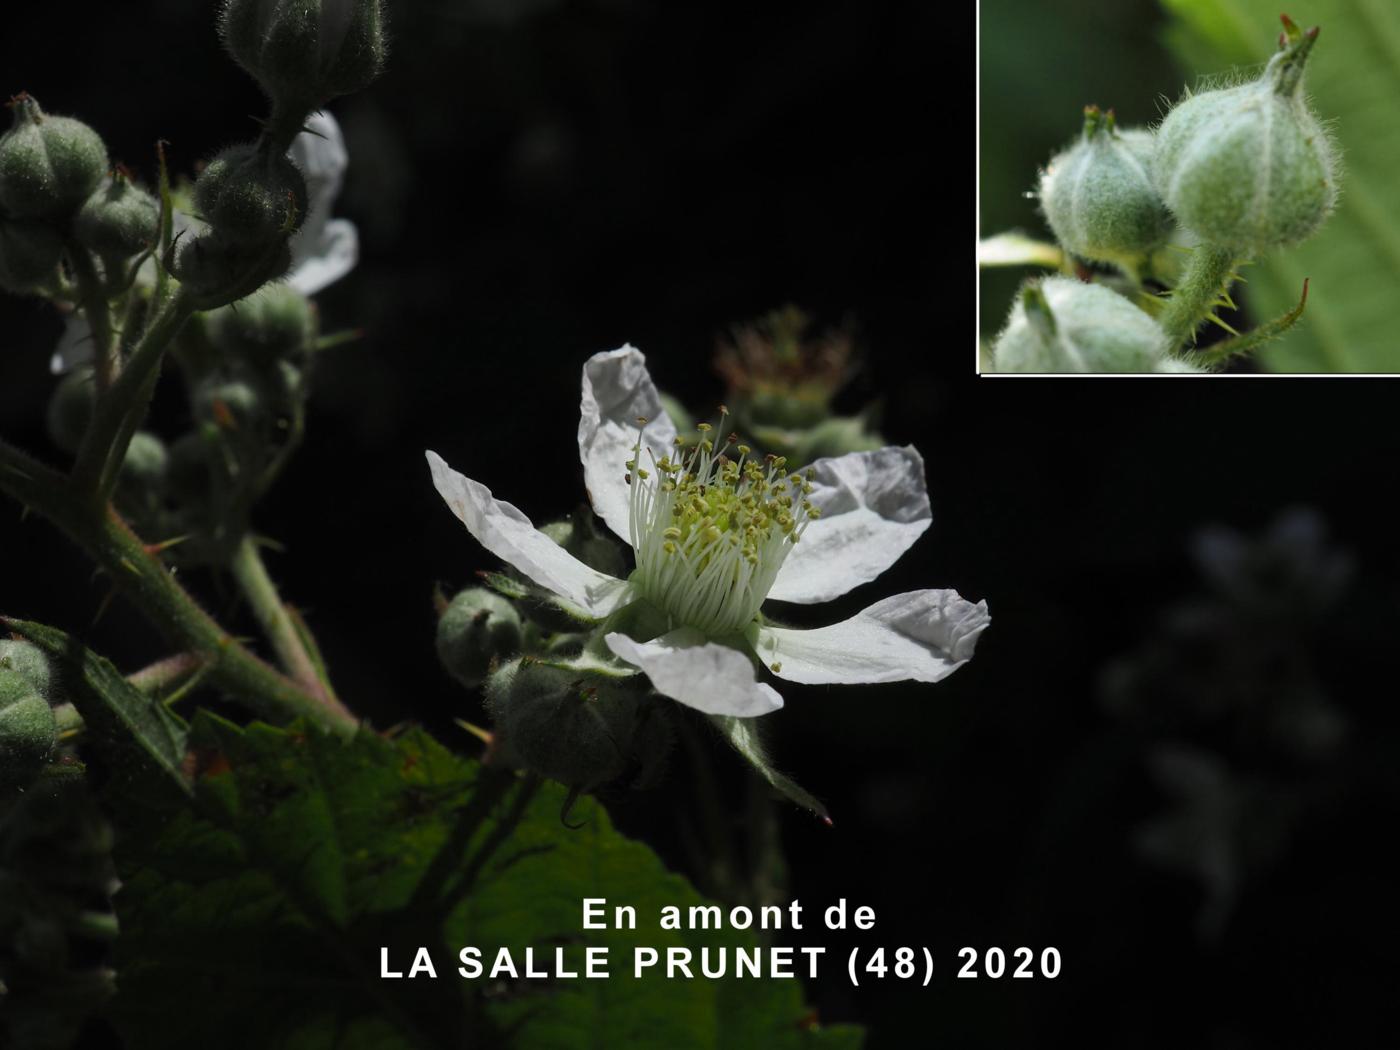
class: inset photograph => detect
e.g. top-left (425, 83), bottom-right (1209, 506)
top-left (978, 0), bottom-right (1396, 374)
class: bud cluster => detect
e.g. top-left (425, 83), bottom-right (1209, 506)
top-left (987, 15), bottom-right (1339, 373)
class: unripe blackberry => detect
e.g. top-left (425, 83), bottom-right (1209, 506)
top-left (436, 588), bottom-right (524, 689)
top-left (1155, 19), bottom-right (1337, 255)
top-left (0, 218), bottom-right (62, 293)
top-left (75, 170), bottom-right (159, 262)
top-left (194, 144), bottom-right (308, 245)
top-left (993, 277), bottom-right (1168, 373)
top-left (485, 658), bottom-right (642, 788)
top-left (219, 0), bottom-right (387, 110)
top-left (1039, 106), bottom-right (1175, 265)
top-left (0, 95), bottom-right (107, 219)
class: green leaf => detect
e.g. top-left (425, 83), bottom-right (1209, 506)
top-left (1161, 0), bottom-right (1400, 371)
top-left (2, 618), bottom-right (190, 797)
top-left (710, 715), bottom-right (831, 824)
top-left (108, 715), bottom-right (860, 1049)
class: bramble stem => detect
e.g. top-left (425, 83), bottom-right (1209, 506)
top-left (67, 245), bottom-right (116, 391)
top-left (230, 536), bottom-right (347, 719)
top-left (72, 289), bottom-right (195, 501)
top-left (0, 437), bottom-right (354, 734)
top-left (1159, 244), bottom-right (1237, 349)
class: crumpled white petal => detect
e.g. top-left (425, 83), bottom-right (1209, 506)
top-left (426, 450), bottom-right (631, 618)
top-left (767, 446), bottom-right (932, 604)
top-left (287, 218), bottom-right (358, 296)
top-left (577, 345), bottom-right (677, 542)
top-left (605, 628), bottom-right (784, 717)
top-left (50, 316), bottom-right (94, 374)
top-left (750, 589), bottom-right (989, 685)
top-left (287, 111), bottom-right (359, 296)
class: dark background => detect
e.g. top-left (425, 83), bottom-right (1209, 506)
top-left (3, 1), bottom-right (1398, 1047)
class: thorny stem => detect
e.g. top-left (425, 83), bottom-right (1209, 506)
top-left (1159, 244), bottom-right (1238, 350)
top-left (72, 288), bottom-right (195, 500)
top-left (66, 244), bottom-right (116, 391)
top-left (0, 437), bottom-right (355, 734)
top-left (229, 536), bottom-right (348, 719)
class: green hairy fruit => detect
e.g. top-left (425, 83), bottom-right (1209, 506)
top-left (194, 143), bottom-right (308, 245)
top-left (436, 588), bottom-right (524, 689)
top-left (172, 228), bottom-right (294, 309)
top-left (220, 0), bottom-right (387, 110)
top-left (75, 170), bottom-right (159, 262)
top-left (993, 277), bottom-right (1169, 373)
top-left (0, 217), bottom-right (62, 293)
top-left (485, 659), bottom-right (644, 789)
top-left (1155, 24), bottom-right (1337, 255)
top-left (0, 95), bottom-right (107, 220)
top-left (1039, 106), bottom-right (1175, 266)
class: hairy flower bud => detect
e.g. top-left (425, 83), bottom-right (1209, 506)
top-left (0, 667), bottom-right (56, 783)
top-left (0, 217), bottom-right (62, 293)
top-left (0, 95), bottom-right (107, 219)
top-left (195, 144), bottom-right (308, 245)
top-left (45, 365), bottom-right (98, 454)
top-left (0, 638), bottom-right (56, 701)
top-left (172, 228), bottom-right (294, 310)
top-left (207, 283), bottom-right (314, 366)
top-left (992, 277), bottom-right (1169, 373)
top-left (120, 432), bottom-right (169, 490)
top-left (1039, 106), bottom-right (1175, 266)
top-left (75, 170), bottom-right (159, 264)
top-left (1154, 20), bottom-right (1337, 255)
top-left (436, 588), bottom-right (524, 689)
top-left (485, 658), bottom-right (644, 789)
top-left (220, 0), bottom-right (387, 111)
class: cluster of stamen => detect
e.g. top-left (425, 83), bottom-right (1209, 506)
top-left (626, 410), bottom-right (819, 636)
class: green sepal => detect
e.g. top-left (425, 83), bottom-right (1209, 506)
top-left (708, 714), bottom-right (830, 823)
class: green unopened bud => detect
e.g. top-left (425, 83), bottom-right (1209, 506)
top-left (194, 144), bottom-right (308, 244)
top-left (193, 376), bottom-right (266, 431)
top-left (436, 588), bottom-right (524, 689)
top-left (0, 94), bottom-right (108, 219)
top-left (0, 217), bottom-right (63, 293)
top-left (540, 510), bottom-right (629, 580)
top-left (171, 228), bottom-right (294, 309)
top-left (120, 431), bottom-right (169, 491)
top-left (486, 658), bottom-right (643, 789)
top-left (0, 667), bottom-right (57, 783)
top-left (75, 169), bottom-right (159, 264)
top-left (790, 415), bottom-right (883, 466)
top-left (992, 277), bottom-right (1168, 373)
top-left (207, 283), bottom-right (313, 366)
top-left (219, 0), bottom-right (388, 111)
top-left (1155, 20), bottom-right (1337, 254)
top-left (1039, 106), bottom-right (1175, 266)
top-left (0, 638), bottom-right (56, 701)
top-left (46, 365), bottom-right (97, 454)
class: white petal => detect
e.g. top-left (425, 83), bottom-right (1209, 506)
top-left (577, 345), bottom-right (676, 542)
top-left (750, 589), bottom-right (989, 685)
top-left (287, 111), bottom-right (356, 295)
top-left (287, 218), bottom-right (359, 296)
top-left (768, 445), bottom-right (932, 604)
top-left (605, 628), bottom-right (783, 717)
top-left (51, 317), bottom-right (94, 374)
top-left (426, 450), bottom-right (630, 617)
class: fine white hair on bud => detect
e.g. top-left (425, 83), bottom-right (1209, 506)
top-left (626, 415), bottom-right (819, 636)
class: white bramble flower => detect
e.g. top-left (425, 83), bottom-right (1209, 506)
top-left (50, 110), bottom-right (358, 373)
top-left (425, 346), bottom-right (989, 719)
